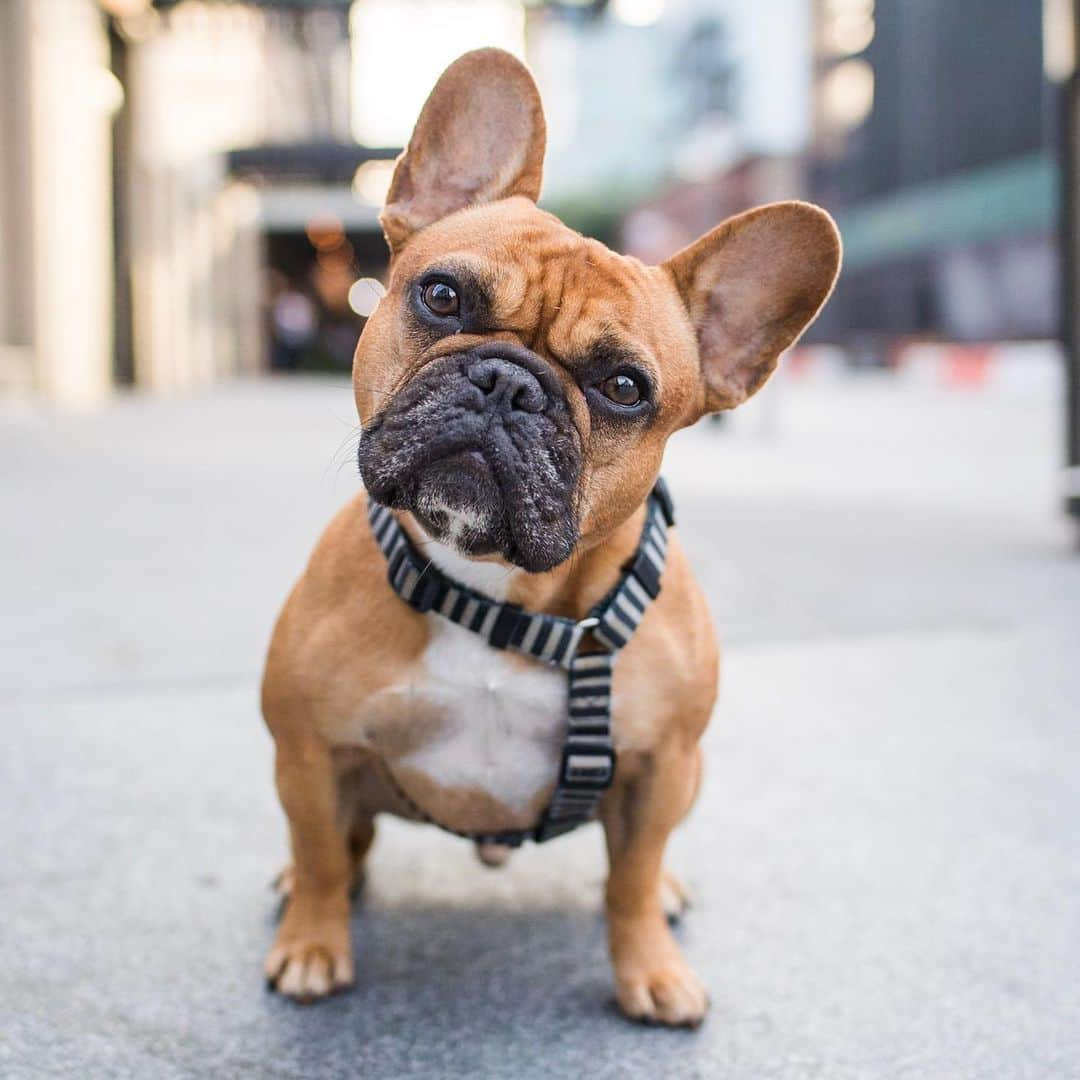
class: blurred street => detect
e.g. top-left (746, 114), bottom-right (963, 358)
top-left (3, 369), bottom-right (1079, 1078)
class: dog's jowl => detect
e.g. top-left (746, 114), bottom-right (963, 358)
top-left (261, 48), bottom-right (841, 1027)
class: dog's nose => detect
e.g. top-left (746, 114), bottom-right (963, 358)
top-left (466, 357), bottom-right (546, 414)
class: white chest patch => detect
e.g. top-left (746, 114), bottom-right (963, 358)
top-left (395, 535), bottom-right (566, 811)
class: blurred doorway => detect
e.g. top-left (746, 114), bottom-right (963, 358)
top-left (265, 225), bottom-right (388, 375)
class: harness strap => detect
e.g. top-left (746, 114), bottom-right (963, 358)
top-left (368, 503), bottom-right (590, 669)
top-left (367, 479), bottom-right (675, 845)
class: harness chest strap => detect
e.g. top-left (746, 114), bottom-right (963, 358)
top-left (366, 479), bottom-right (675, 845)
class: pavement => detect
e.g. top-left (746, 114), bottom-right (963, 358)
top-left (2, 369), bottom-right (1079, 1079)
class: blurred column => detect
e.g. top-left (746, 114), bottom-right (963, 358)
top-left (1, 0), bottom-right (117, 406)
top-left (125, 3), bottom-right (347, 393)
top-left (1065, 0), bottom-right (1080, 527)
top-left (0, 0), bottom-right (36, 394)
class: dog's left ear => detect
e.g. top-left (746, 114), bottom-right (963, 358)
top-left (380, 48), bottom-right (546, 254)
top-left (663, 201), bottom-right (842, 413)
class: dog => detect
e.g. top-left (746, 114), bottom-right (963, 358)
top-left (261, 47), bottom-right (840, 1027)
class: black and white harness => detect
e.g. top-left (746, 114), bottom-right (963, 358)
top-left (366, 479), bottom-right (675, 846)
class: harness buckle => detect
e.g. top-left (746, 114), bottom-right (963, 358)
top-left (559, 743), bottom-right (616, 790)
top-left (571, 615), bottom-right (614, 660)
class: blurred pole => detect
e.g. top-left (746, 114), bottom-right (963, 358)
top-left (1065, 0), bottom-right (1080, 530)
top-left (12, 0), bottom-right (115, 406)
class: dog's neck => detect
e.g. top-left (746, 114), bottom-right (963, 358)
top-left (407, 521), bottom-right (516, 602)
top-left (401, 503), bottom-right (648, 620)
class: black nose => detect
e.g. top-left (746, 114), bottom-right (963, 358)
top-left (466, 357), bottom-right (547, 414)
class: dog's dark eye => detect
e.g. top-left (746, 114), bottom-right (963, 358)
top-left (600, 372), bottom-right (643, 408)
top-left (421, 281), bottom-right (460, 317)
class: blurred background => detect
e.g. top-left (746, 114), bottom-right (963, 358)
top-left (5, 0), bottom-right (1080, 517)
top-left (4, 3), bottom-right (1080, 1077)
top-left (0, 1), bottom-right (1075, 449)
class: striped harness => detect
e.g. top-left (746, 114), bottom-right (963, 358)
top-left (366, 479), bottom-right (674, 845)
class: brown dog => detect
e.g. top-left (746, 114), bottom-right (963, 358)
top-left (262, 48), bottom-right (840, 1027)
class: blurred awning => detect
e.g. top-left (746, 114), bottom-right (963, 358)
top-left (226, 142), bottom-right (399, 184)
top-left (838, 151), bottom-right (1058, 272)
top-left (151, 1), bottom-right (352, 8)
top-left (150, 0), bottom-right (606, 10)
top-left (255, 185), bottom-right (383, 230)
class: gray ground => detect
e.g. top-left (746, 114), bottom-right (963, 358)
top-left (2, 372), bottom-right (1079, 1079)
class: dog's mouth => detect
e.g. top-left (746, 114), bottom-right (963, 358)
top-left (410, 450), bottom-right (503, 555)
top-left (357, 348), bottom-right (581, 573)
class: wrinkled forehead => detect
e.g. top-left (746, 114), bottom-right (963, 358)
top-left (394, 201), bottom-right (684, 366)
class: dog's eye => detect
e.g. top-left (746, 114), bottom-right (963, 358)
top-left (599, 372), bottom-right (643, 408)
top-left (421, 281), bottom-right (460, 317)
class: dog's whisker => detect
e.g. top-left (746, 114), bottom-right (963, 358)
top-left (324, 426), bottom-right (365, 481)
top-left (352, 383), bottom-right (394, 398)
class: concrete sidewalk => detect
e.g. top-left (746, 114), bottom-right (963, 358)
top-left (2, 372), bottom-right (1079, 1078)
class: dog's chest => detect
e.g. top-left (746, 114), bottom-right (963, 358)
top-left (396, 618), bottom-right (566, 810)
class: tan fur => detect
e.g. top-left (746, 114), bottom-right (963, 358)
top-left (262, 49), bottom-right (840, 1024)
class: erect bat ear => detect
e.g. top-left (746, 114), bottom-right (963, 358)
top-left (663, 201), bottom-right (842, 413)
top-left (379, 48), bottom-right (547, 255)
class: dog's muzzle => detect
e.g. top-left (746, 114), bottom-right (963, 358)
top-left (357, 342), bottom-right (582, 572)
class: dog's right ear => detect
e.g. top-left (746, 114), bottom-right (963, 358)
top-left (380, 48), bottom-right (547, 255)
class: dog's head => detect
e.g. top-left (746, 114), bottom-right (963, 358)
top-left (356, 49), bottom-right (841, 572)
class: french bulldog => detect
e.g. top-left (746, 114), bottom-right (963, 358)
top-left (262, 47), bottom-right (840, 1027)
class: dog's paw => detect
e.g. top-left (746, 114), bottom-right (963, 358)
top-left (610, 916), bottom-right (708, 1028)
top-left (616, 958), bottom-right (708, 1028)
top-left (265, 903), bottom-right (354, 1002)
top-left (660, 869), bottom-right (692, 924)
top-left (265, 937), bottom-right (354, 1001)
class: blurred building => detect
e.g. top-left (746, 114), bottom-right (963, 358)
top-left (528, 0), bottom-right (816, 255)
top-left (808, 0), bottom-right (1057, 353)
top-left (0, 0), bottom-right (538, 405)
top-left (530, 0), bottom-right (1062, 357)
top-left (0, 0), bottom-right (119, 405)
top-left (0, 0), bottom-right (382, 404)
top-left (1, 0), bottom-right (337, 403)
top-left (1, 0), bottom-right (1069, 405)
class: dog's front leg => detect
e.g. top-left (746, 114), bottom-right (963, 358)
top-left (264, 735), bottom-right (354, 1000)
top-left (601, 740), bottom-right (707, 1027)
